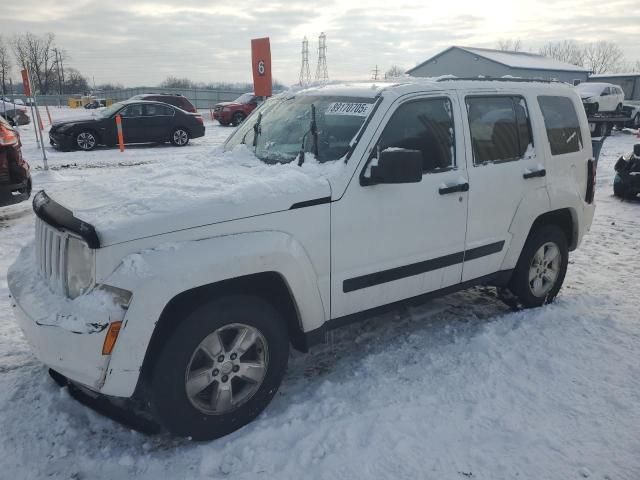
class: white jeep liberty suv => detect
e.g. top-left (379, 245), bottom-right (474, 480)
top-left (8, 78), bottom-right (596, 440)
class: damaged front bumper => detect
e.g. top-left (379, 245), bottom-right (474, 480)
top-left (7, 244), bottom-right (127, 394)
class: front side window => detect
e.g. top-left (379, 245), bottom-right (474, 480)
top-left (538, 96), bottom-right (583, 155)
top-left (376, 98), bottom-right (455, 173)
top-left (120, 104), bottom-right (143, 118)
top-left (466, 96), bottom-right (533, 165)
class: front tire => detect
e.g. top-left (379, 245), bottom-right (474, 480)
top-left (508, 225), bottom-right (569, 308)
top-left (149, 296), bottom-right (289, 440)
top-left (171, 128), bottom-right (190, 146)
top-left (76, 130), bottom-right (97, 151)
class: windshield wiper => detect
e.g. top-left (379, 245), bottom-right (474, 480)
top-left (298, 104), bottom-right (318, 166)
top-left (239, 111), bottom-right (262, 147)
top-left (252, 112), bottom-right (262, 152)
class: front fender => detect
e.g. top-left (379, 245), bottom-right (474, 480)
top-left (100, 230), bottom-right (327, 397)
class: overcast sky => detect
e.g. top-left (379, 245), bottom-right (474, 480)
top-left (3, 0), bottom-right (640, 87)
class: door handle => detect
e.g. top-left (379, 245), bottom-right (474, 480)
top-left (439, 182), bottom-right (469, 195)
top-left (523, 169), bottom-right (546, 179)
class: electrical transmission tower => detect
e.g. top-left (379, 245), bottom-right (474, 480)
top-left (371, 65), bottom-right (380, 80)
top-left (299, 37), bottom-right (311, 86)
top-left (315, 32), bottom-right (329, 82)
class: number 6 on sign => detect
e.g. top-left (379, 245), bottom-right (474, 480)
top-left (115, 114), bottom-right (125, 152)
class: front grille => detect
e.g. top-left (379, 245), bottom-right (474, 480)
top-left (35, 216), bottom-right (68, 294)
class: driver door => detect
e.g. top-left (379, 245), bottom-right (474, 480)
top-left (330, 94), bottom-right (470, 318)
top-left (119, 103), bottom-right (145, 143)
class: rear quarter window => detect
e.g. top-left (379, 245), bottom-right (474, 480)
top-left (537, 96), bottom-right (583, 156)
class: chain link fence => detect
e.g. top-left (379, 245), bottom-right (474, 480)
top-left (3, 87), bottom-right (249, 109)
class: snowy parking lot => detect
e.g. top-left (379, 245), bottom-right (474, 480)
top-left (1, 108), bottom-right (639, 479)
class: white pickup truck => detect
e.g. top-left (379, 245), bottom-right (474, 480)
top-left (8, 79), bottom-right (596, 440)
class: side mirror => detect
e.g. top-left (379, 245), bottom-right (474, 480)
top-left (363, 148), bottom-right (423, 185)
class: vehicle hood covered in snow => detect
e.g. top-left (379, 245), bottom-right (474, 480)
top-left (40, 145), bottom-right (337, 246)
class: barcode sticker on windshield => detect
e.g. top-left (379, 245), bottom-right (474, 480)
top-left (325, 102), bottom-right (372, 116)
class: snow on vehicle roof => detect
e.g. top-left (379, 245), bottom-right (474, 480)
top-left (292, 77), bottom-right (574, 99)
top-left (408, 46), bottom-right (591, 74)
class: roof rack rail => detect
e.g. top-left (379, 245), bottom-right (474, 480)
top-left (436, 77), bottom-right (561, 84)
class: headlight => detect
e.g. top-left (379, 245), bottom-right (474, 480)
top-left (65, 236), bottom-right (95, 299)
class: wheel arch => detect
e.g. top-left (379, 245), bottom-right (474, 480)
top-left (528, 208), bottom-right (577, 251)
top-left (139, 271), bottom-right (306, 382)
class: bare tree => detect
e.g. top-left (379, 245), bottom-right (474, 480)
top-left (0, 36), bottom-right (11, 94)
top-left (497, 39), bottom-right (522, 52)
top-left (583, 41), bottom-right (624, 74)
top-left (160, 76), bottom-right (195, 89)
top-left (384, 65), bottom-right (406, 79)
top-left (539, 40), bottom-right (585, 66)
top-left (63, 68), bottom-right (89, 94)
top-left (11, 32), bottom-right (57, 94)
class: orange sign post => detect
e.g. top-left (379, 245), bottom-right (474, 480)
top-left (45, 105), bottom-right (53, 124)
top-left (251, 37), bottom-right (272, 98)
top-left (115, 114), bottom-right (125, 152)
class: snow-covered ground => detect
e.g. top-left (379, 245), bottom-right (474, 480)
top-left (1, 109), bottom-right (640, 479)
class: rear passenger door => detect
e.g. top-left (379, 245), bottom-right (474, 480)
top-left (461, 94), bottom-right (547, 281)
top-left (142, 103), bottom-right (174, 141)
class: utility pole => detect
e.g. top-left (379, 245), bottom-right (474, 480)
top-left (53, 48), bottom-right (62, 95)
top-left (371, 65), bottom-right (380, 80)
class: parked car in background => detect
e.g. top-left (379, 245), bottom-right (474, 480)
top-left (129, 93), bottom-right (196, 113)
top-left (84, 99), bottom-right (107, 109)
top-left (0, 115), bottom-right (31, 206)
top-left (614, 143), bottom-right (640, 199)
top-left (576, 82), bottom-right (625, 115)
top-left (213, 92), bottom-right (260, 126)
top-left (49, 100), bottom-right (205, 151)
top-left (9, 79), bottom-right (596, 440)
top-left (0, 100), bottom-right (30, 126)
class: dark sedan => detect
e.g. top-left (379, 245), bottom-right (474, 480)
top-left (49, 100), bottom-right (205, 151)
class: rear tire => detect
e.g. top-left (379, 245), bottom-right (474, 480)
top-left (633, 113), bottom-right (640, 128)
top-left (149, 295), bottom-right (289, 441)
top-left (508, 225), bottom-right (568, 308)
top-left (171, 128), bottom-right (190, 146)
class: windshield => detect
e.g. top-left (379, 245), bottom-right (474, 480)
top-left (225, 94), bottom-right (376, 164)
top-left (235, 93), bottom-right (255, 104)
top-left (97, 102), bottom-right (124, 118)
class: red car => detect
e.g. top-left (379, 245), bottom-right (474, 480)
top-left (0, 115), bottom-right (31, 206)
top-left (213, 93), bottom-right (260, 126)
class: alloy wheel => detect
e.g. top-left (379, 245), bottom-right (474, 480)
top-left (76, 132), bottom-right (96, 150)
top-left (184, 323), bottom-right (268, 415)
top-left (173, 129), bottom-right (189, 145)
top-left (528, 242), bottom-right (561, 297)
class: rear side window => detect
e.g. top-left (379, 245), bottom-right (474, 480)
top-left (378, 97), bottom-right (455, 173)
top-left (537, 96), bottom-right (583, 155)
top-left (466, 96), bottom-right (533, 165)
top-left (144, 104), bottom-right (173, 116)
top-left (180, 98), bottom-right (195, 111)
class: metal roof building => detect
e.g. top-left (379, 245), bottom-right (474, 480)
top-left (407, 46), bottom-right (591, 84)
top-left (588, 73), bottom-right (640, 100)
